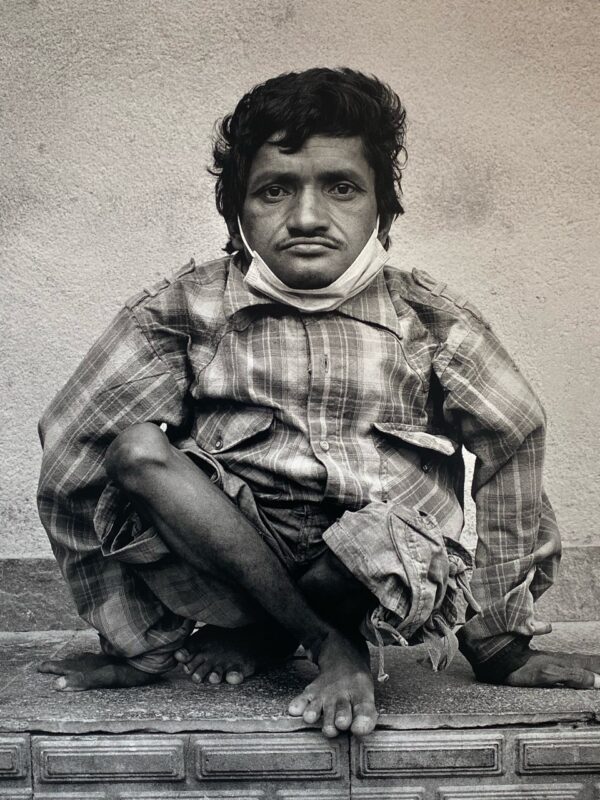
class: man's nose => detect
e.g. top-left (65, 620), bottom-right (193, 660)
top-left (287, 189), bottom-right (328, 233)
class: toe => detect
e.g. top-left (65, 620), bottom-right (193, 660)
top-left (322, 702), bottom-right (339, 738)
top-left (351, 701), bottom-right (378, 737)
top-left (208, 667), bottom-right (223, 685)
top-left (185, 653), bottom-right (208, 674)
top-left (190, 662), bottom-right (212, 683)
top-left (302, 698), bottom-right (322, 725)
top-left (183, 658), bottom-right (205, 677)
top-left (288, 692), bottom-right (310, 717)
top-left (225, 668), bottom-right (244, 685)
top-left (39, 660), bottom-right (64, 675)
top-left (174, 648), bottom-right (190, 663)
top-left (54, 672), bottom-right (87, 692)
top-left (334, 699), bottom-right (353, 731)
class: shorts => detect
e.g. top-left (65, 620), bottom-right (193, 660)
top-left (94, 442), bottom-right (477, 676)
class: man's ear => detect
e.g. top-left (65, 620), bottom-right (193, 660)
top-left (377, 213), bottom-right (394, 249)
top-left (227, 219), bottom-right (244, 253)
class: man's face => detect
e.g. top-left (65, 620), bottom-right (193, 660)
top-left (235, 135), bottom-right (388, 289)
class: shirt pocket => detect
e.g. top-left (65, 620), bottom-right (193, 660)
top-left (372, 422), bottom-right (460, 500)
top-left (193, 403), bottom-right (275, 455)
top-left (373, 423), bottom-right (458, 457)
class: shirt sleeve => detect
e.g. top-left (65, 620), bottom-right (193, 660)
top-left (37, 306), bottom-right (195, 673)
top-left (435, 319), bottom-right (561, 672)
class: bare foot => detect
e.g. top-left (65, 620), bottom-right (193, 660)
top-left (288, 631), bottom-right (377, 738)
top-left (38, 653), bottom-right (159, 691)
top-left (174, 624), bottom-right (297, 685)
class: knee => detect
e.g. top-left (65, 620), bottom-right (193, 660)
top-left (105, 423), bottom-right (171, 489)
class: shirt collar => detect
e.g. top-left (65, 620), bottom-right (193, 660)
top-left (335, 268), bottom-right (408, 335)
top-left (224, 256), bottom-right (407, 338)
top-left (223, 254), bottom-right (279, 320)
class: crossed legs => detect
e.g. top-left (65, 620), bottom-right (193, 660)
top-left (40, 422), bottom-right (378, 737)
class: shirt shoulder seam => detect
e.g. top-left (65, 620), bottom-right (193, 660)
top-left (124, 306), bottom-right (187, 397)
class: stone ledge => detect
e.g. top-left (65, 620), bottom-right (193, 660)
top-left (1, 548), bottom-right (600, 631)
top-left (2, 623), bottom-right (600, 735)
top-left (3, 625), bottom-right (600, 798)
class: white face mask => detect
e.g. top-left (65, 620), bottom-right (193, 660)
top-left (237, 216), bottom-right (390, 313)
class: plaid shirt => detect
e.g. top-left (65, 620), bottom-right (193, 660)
top-left (38, 255), bottom-right (560, 672)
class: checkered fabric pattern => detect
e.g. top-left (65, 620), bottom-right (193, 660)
top-left (38, 255), bottom-right (560, 673)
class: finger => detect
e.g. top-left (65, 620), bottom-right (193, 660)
top-left (545, 651), bottom-right (600, 675)
top-left (531, 528), bottom-right (561, 562)
top-left (351, 700), bottom-right (378, 737)
top-left (506, 662), bottom-right (599, 690)
top-left (515, 619), bottom-right (553, 636)
top-left (541, 666), bottom-right (599, 690)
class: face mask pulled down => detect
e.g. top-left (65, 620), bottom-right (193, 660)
top-left (238, 217), bottom-right (390, 313)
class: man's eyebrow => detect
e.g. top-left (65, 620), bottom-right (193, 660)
top-left (248, 168), bottom-right (368, 187)
top-left (248, 170), bottom-right (299, 187)
top-left (319, 169), bottom-right (367, 185)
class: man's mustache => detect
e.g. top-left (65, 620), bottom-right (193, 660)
top-left (278, 236), bottom-right (341, 250)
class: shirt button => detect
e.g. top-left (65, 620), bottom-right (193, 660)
top-left (215, 438), bottom-right (223, 450)
top-left (319, 440), bottom-right (330, 452)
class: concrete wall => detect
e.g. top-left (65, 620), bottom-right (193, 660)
top-left (1, 0), bottom-right (598, 558)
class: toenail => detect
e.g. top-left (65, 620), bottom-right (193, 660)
top-left (56, 677), bottom-right (67, 689)
top-left (208, 672), bottom-right (221, 684)
top-left (192, 673), bottom-right (201, 682)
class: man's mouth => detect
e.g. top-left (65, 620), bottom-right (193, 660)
top-left (280, 238), bottom-right (338, 254)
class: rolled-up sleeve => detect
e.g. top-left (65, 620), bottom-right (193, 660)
top-left (435, 320), bottom-right (560, 670)
top-left (37, 307), bottom-right (194, 673)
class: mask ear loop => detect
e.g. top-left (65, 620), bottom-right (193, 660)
top-left (236, 216), bottom-right (255, 258)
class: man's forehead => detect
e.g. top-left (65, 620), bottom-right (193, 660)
top-left (248, 134), bottom-right (372, 178)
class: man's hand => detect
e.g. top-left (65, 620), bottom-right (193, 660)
top-left (38, 653), bottom-right (160, 691)
top-left (504, 650), bottom-right (600, 689)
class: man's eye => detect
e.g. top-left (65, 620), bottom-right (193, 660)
top-left (330, 183), bottom-right (357, 197)
top-left (262, 185), bottom-right (288, 201)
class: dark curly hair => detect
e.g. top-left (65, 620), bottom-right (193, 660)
top-left (210, 67), bottom-right (407, 253)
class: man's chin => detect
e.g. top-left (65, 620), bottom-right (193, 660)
top-left (272, 259), bottom-right (348, 290)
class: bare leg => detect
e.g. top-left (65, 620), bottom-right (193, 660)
top-left (175, 550), bottom-right (375, 687)
top-left (102, 422), bottom-right (377, 736)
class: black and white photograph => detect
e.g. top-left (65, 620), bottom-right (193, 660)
top-left (1, 1), bottom-right (599, 796)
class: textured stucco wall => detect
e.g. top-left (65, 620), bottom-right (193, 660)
top-left (1, 0), bottom-right (598, 558)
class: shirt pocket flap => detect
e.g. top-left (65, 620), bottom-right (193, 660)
top-left (195, 404), bottom-right (275, 453)
top-left (373, 422), bottom-right (459, 456)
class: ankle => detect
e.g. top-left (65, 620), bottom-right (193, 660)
top-left (302, 629), bottom-right (331, 663)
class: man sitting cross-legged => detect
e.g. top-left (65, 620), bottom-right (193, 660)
top-left (37, 68), bottom-right (600, 740)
